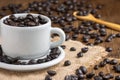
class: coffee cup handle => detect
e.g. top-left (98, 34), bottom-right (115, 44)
top-left (50, 28), bottom-right (65, 48)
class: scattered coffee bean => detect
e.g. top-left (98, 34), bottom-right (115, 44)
top-left (115, 75), bottom-right (120, 80)
top-left (45, 75), bottom-right (52, 80)
top-left (77, 52), bottom-right (83, 58)
top-left (76, 69), bottom-right (83, 75)
top-left (81, 47), bottom-right (88, 53)
top-left (99, 71), bottom-right (104, 77)
top-left (60, 45), bottom-right (66, 49)
top-left (103, 58), bottom-right (110, 64)
top-left (99, 61), bottom-right (106, 67)
top-left (70, 47), bottom-right (76, 51)
top-left (79, 66), bottom-right (87, 74)
top-left (47, 70), bottom-right (56, 76)
top-left (94, 76), bottom-right (103, 80)
top-left (94, 65), bottom-right (99, 70)
top-left (116, 33), bottom-right (120, 38)
top-left (110, 59), bottom-right (118, 65)
top-left (28, 59), bottom-right (36, 64)
top-left (106, 47), bottom-right (112, 52)
top-left (64, 60), bottom-right (71, 66)
top-left (86, 72), bottom-right (95, 79)
top-left (113, 65), bottom-right (120, 73)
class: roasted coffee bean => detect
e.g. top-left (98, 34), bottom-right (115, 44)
top-left (0, 45), bottom-right (3, 56)
top-left (116, 33), bottom-right (120, 38)
top-left (45, 75), bottom-right (52, 80)
top-left (81, 47), bottom-right (88, 53)
top-left (28, 59), bottom-right (36, 64)
top-left (99, 61), bottom-right (106, 67)
top-left (86, 43), bottom-right (94, 46)
top-left (102, 73), bottom-right (113, 80)
top-left (37, 59), bottom-right (46, 63)
top-left (76, 69), bottom-right (83, 75)
top-left (94, 65), bottom-right (99, 70)
top-left (110, 59), bottom-right (118, 65)
top-left (79, 66), bottom-right (87, 74)
top-left (77, 52), bottom-right (83, 58)
top-left (93, 23), bottom-right (100, 30)
top-left (96, 4), bottom-right (103, 9)
top-left (106, 47), bottom-right (112, 52)
top-left (65, 75), bottom-right (78, 80)
top-left (64, 60), bottom-right (71, 66)
top-left (115, 75), bottom-right (120, 80)
top-left (47, 70), bottom-right (56, 76)
top-left (95, 14), bottom-right (101, 18)
top-left (106, 73), bottom-right (114, 79)
top-left (113, 65), bottom-right (120, 73)
top-left (99, 71), bottom-right (104, 77)
top-left (94, 76), bottom-right (103, 80)
top-left (70, 47), bottom-right (76, 51)
top-left (78, 74), bottom-right (85, 79)
top-left (60, 45), bottom-right (66, 49)
top-left (103, 58), bottom-right (110, 64)
top-left (64, 75), bottom-right (71, 80)
top-left (86, 72), bottom-right (95, 79)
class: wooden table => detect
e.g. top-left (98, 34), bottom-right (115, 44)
top-left (0, 0), bottom-right (120, 78)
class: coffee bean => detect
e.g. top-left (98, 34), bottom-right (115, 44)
top-left (37, 59), bottom-right (46, 63)
top-left (64, 60), bottom-right (71, 66)
top-left (106, 47), bottom-right (112, 52)
top-left (45, 75), bottom-right (52, 80)
top-left (81, 47), bottom-right (88, 53)
top-left (99, 71), bottom-right (104, 77)
top-left (86, 72), bottom-right (95, 79)
top-left (79, 66), bottom-right (87, 74)
top-left (78, 74), bottom-right (85, 79)
top-left (96, 4), bottom-right (103, 9)
top-left (94, 65), bottom-right (99, 70)
top-left (94, 76), bottom-right (103, 80)
top-left (99, 61), bottom-right (106, 67)
top-left (115, 75), bottom-right (120, 80)
top-left (76, 69), bottom-right (83, 75)
top-left (60, 45), bottom-right (66, 49)
top-left (47, 70), bottom-right (56, 76)
top-left (64, 75), bottom-right (71, 80)
top-left (113, 65), bottom-right (120, 73)
top-left (65, 75), bottom-right (78, 80)
top-left (28, 59), bottom-right (36, 64)
top-left (86, 43), bottom-right (94, 46)
top-left (116, 33), bottom-right (120, 38)
top-left (110, 59), bottom-right (118, 65)
top-left (103, 58), bottom-right (110, 64)
top-left (77, 52), bottom-right (83, 58)
top-left (70, 47), bottom-right (76, 51)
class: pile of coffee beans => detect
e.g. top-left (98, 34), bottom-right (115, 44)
top-left (0, 46), bottom-right (60, 65)
top-left (3, 14), bottom-right (47, 27)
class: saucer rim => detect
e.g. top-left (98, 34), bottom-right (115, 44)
top-left (0, 47), bottom-right (65, 71)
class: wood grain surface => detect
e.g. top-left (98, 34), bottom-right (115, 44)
top-left (0, 0), bottom-right (120, 79)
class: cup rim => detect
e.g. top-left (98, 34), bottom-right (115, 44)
top-left (0, 13), bottom-right (51, 29)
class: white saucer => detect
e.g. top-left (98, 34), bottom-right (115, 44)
top-left (0, 47), bottom-right (65, 71)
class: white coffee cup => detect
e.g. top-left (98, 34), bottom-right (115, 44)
top-left (0, 13), bottom-right (65, 59)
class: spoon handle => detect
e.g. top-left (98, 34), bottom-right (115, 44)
top-left (92, 18), bottom-right (120, 31)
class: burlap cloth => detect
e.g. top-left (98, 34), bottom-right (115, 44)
top-left (0, 39), bottom-right (108, 80)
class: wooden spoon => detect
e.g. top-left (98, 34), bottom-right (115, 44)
top-left (73, 11), bottom-right (120, 31)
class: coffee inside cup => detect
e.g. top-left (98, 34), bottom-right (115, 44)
top-left (3, 14), bottom-right (47, 27)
